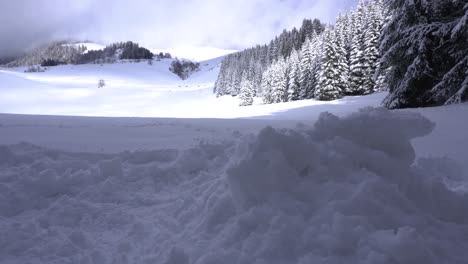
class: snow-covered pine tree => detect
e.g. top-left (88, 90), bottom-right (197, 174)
top-left (348, 1), bottom-right (368, 95)
top-left (214, 60), bottom-right (228, 96)
top-left (239, 73), bottom-right (255, 106)
top-left (335, 13), bottom-right (351, 94)
top-left (299, 37), bottom-right (314, 99)
top-left (270, 59), bottom-right (289, 103)
top-left (316, 28), bottom-right (343, 101)
top-left (288, 49), bottom-right (301, 101)
top-left (308, 33), bottom-right (324, 99)
top-left (362, 0), bottom-right (385, 94)
top-left (381, 0), bottom-right (468, 108)
top-left (268, 38), bottom-right (279, 64)
top-left (282, 59), bottom-right (291, 102)
top-left (261, 66), bottom-right (274, 104)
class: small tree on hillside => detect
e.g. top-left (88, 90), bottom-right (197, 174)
top-left (239, 73), bottom-right (255, 106)
top-left (98, 79), bottom-right (106, 88)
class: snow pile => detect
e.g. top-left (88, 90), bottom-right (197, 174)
top-left (225, 108), bottom-right (467, 263)
top-left (1, 108), bottom-right (467, 264)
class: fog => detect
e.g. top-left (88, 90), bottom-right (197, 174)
top-left (0, 0), bottom-right (357, 56)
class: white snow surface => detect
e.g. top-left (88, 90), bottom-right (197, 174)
top-left (1, 60), bottom-right (468, 263)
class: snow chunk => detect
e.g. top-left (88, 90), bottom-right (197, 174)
top-left (224, 107), bottom-right (467, 263)
top-left (164, 247), bottom-right (190, 264)
top-left (99, 158), bottom-right (123, 178)
top-left (228, 107), bottom-right (435, 210)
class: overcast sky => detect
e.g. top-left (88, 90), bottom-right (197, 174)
top-left (0, 0), bottom-right (357, 57)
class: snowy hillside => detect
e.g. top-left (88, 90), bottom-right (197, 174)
top-left (0, 57), bottom-right (223, 117)
top-left (0, 57), bottom-right (385, 118)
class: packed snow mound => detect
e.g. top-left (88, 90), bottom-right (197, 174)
top-left (1, 108), bottom-right (467, 264)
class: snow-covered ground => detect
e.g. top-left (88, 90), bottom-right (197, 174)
top-left (0, 57), bottom-right (219, 117)
top-left (1, 59), bottom-right (467, 263)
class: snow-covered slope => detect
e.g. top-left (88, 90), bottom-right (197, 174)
top-left (0, 57), bottom-right (223, 117)
top-left (0, 57), bottom-right (383, 118)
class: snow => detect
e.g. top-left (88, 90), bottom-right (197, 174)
top-left (1, 107), bottom-right (467, 264)
top-left (1, 57), bottom-right (468, 263)
top-left (0, 58), bottom-right (217, 117)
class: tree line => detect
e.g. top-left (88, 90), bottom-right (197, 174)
top-left (4, 41), bottom-right (171, 67)
top-left (76, 41), bottom-right (154, 64)
top-left (214, 19), bottom-right (325, 100)
top-left (214, 1), bottom-right (388, 106)
top-left (216, 0), bottom-right (467, 109)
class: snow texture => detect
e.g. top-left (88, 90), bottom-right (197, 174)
top-left (1, 108), bottom-right (467, 264)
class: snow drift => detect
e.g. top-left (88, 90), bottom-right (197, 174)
top-left (1, 108), bottom-right (467, 264)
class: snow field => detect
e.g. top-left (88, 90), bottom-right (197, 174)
top-left (1, 108), bottom-right (467, 264)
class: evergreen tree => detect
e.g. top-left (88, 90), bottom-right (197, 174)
top-left (239, 73), bottom-right (255, 106)
top-left (334, 13), bottom-right (351, 93)
top-left (381, 0), bottom-right (468, 108)
top-left (288, 49), bottom-right (301, 101)
top-left (348, 2), bottom-right (368, 95)
top-left (316, 29), bottom-right (343, 101)
top-left (362, 1), bottom-right (385, 94)
top-left (261, 67), bottom-right (274, 104)
top-left (299, 37), bottom-right (313, 99)
top-left (307, 33), bottom-right (323, 99)
top-left (214, 61), bottom-right (228, 96)
top-left (270, 59), bottom-right (289, 103)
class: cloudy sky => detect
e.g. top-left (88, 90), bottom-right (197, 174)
top-left (0, 0), bottom-right (357, 57)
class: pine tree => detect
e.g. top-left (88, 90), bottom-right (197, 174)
top-left (270, 59), bottom-right (289, 103)
top-left (214, 63), bottom-right (228, 97)
top-left (362, 1), bottom-right (385, 94)
top-left (308, 33), bottom-right (323, 99)
top-left (299, 37), bottom-right (313, 99)
top-left (261, 67), bottom-right (274, 104)
top-left (335, 13), bottom-right (351, 94)
top-left (239, 73), bottom-right (255, 106)
top-left (381, 0), bottom-right (468, 108)
top-left (348, 2), bottom-right (368, 95)
top-left (316, 29), bottom-right (343, 101)
top-left (288, 49), bottom-right (301, 101)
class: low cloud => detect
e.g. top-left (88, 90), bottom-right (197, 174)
top-left (0, 0), bottom-right (357, 57)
